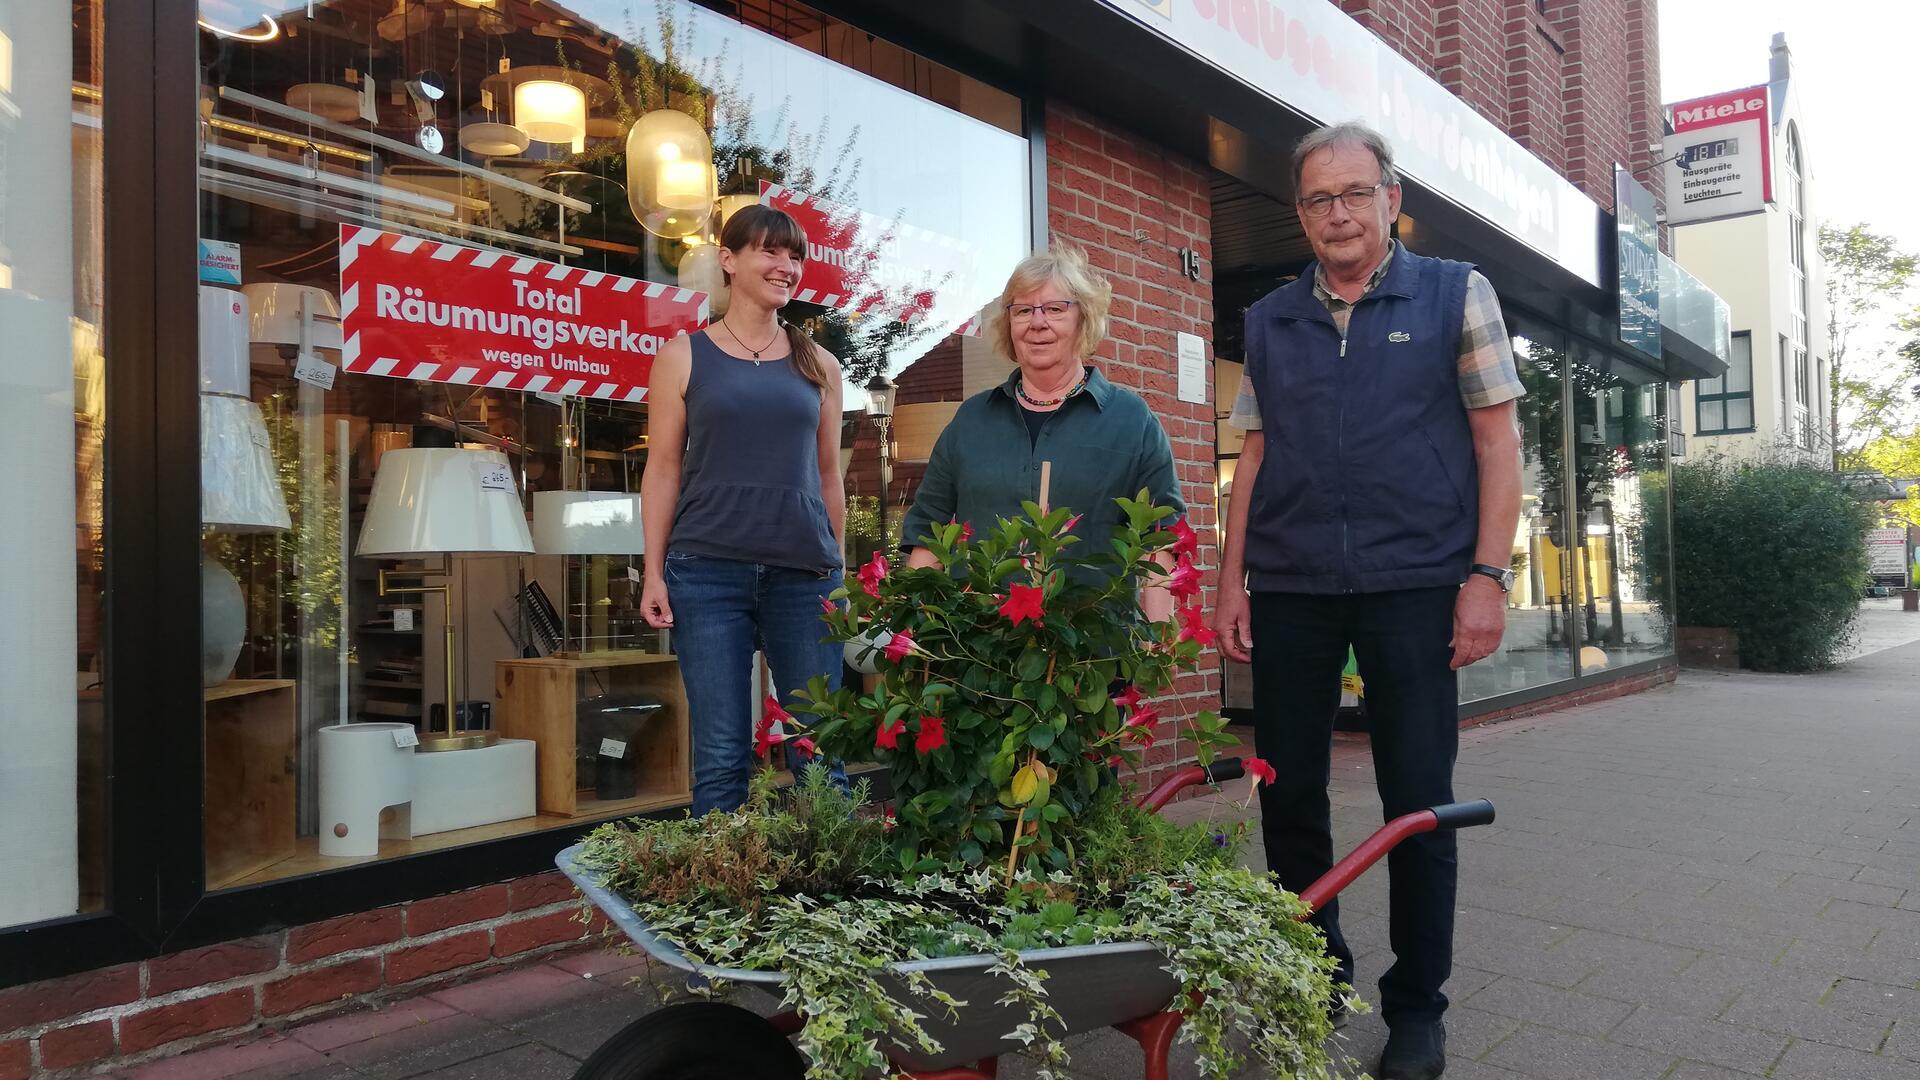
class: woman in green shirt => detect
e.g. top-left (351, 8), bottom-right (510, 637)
top-left (899, 247), bottom-right (1185, 619)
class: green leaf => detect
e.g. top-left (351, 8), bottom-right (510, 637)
top-left (1026, 726), bottom-right (1056, 751)
top-left (1016, 647), bottom-right (1048, 682)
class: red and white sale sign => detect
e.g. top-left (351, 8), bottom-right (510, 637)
top-left (338, 226), bottom-right (709, 402)
top-left (760, 182), bottom-right (970, 322)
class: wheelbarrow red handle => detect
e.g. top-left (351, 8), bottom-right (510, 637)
top-left (1297, 800), bottom-right (1495, 915)
top-left (1133, 757), bottom-right (1247, 812)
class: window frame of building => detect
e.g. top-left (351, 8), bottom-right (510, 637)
top-left (1695, 331), bottom-right (1755, 435)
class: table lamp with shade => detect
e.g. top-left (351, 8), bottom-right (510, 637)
top-left (240, 282), bottom-right (342, 360)
top-left (531, 490), bottom-right (645, 656)
top-left (356, 447), bottom-right (535, 751)
top-left (201, 286), bottom-right (292, 686)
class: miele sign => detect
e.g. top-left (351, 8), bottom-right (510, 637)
top-left (1103, 0), bottom-right (1602, 287)
top-left (1664, 85), bottom-right (1772, 225)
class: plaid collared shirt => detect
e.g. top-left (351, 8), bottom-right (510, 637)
top-left (1229, 242), bottom-right (1524, 430)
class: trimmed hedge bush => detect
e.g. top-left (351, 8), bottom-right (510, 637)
top-left (1653, 457), bottom-right (1874, 671)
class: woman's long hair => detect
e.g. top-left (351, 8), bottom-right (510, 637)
top-left (718, 204), bottom-right (831, 392)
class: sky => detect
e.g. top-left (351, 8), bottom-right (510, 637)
top-left (1660, 0), bottom-right (1920, 369)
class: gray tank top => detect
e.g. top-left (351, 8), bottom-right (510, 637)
top-left (666, 330), bottom-right (839, 571)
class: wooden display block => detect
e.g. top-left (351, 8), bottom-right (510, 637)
top-left (495, 652), bottom-right (690, 817)
top-left (204, 680), bottom-right (298, 889)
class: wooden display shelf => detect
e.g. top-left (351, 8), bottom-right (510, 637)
top-left (204, 679), bottom-right (297, 890)
top-left (496, 651), bottom-right (690, 817)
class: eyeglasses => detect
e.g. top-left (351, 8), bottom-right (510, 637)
top-left (1297, 183), bottom-right (1385, 218)
top-left (1006, 300), bottom-right (1077, 324)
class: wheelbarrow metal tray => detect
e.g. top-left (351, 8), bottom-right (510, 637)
top-left (558, 844), bottom-right (1181, 1071)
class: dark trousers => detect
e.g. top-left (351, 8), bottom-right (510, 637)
top-left (1250, 587), bottom-right (1460, 1025)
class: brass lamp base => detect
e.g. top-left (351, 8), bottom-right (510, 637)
top-left (417, 729), bottom-right (499, 753)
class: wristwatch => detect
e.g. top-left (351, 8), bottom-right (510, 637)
top-left (1467, 563), bottom-right (1514, 592)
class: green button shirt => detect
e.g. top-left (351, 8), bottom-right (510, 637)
top-left (899, 366), bottom-right (1186, 570)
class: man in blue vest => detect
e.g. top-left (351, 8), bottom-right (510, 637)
top-left (1214, 122), bottom-right (1524, 1080)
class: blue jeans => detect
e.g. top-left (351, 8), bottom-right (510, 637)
top-left (665, 550), bottom-right (846, 815)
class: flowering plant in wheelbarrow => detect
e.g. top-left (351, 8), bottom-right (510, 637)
top-left (575, 497), bottom-right (1361, 1079)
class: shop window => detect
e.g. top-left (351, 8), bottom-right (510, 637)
top-left (1695, 331), bottom-right (1754, 435)
top-left (1567, 340), bottom-right (1673, 674)
top-left (1458, 317), bottom-right (1577, 704)
top-left (1, 0), bottom-right (109, 932)
top-left (193, 0), bottom-right (1029, 886)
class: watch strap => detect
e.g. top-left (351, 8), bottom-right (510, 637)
top-left (1468, 563), bottom-right (1512, 591)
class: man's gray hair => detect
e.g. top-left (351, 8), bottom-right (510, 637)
top-left (1290, 122), bottom-right (1402, 195)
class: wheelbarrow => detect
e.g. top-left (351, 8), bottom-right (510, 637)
top-left (555, 758), bottom-right (1495, 1080)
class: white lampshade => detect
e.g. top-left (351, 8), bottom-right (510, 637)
top-left (532, 491), bottom-right (644, 555)
top-left (200, 285), bottom-right (251, 396)
top-left (242, 283), bottom-right (343, 350)
top-left (202, 395), bottom-right (292, 531)
top-left (515, 79), bottom-right (586, 147)
top-left (357, 448), bottom-right (534, 557)
top-left (716, 193), bottom-right (760, 232)
top-left (458, 121), bottom-right (531, 157)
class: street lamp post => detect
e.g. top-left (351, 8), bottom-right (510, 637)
top-left (865, 373), bottom-right (898, 556)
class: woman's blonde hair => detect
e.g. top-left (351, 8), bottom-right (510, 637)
top-left (987, 246), bottom-right (1111, 363)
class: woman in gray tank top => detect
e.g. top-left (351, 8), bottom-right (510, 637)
top-left (639, 205), bottom-right (848, 814)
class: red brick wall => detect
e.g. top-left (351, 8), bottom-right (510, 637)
top-left (1504, 0), bottom-right (1568, 174)
top-left (0, 874), bottom-right (601, 1079)
top-left (1553, 0), bottom-right (1634, 204)
top-left (1045, 101), bottom-right (1220, 787)
top-left (1338, 0), bottom-right (1439, 78)
top-left (1433, 0), bottom-right (1509, 127)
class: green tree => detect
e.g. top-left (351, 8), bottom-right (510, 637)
top-left (1820, 223), bottom-right (1918, 468)
top-left (1859, 432), bottom-right (1920, 528)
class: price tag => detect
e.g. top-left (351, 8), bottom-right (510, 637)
top-left (394, 608), bottom-right (415, 632)
top-left (599, 738), bottom-right (628, 759)
top-left (627, 566), bottom-right (642, 585)
top-left (249, 426), bottom-right (271, 450)
top-left (392, 726), bottom-right (420, 749)
top-left (476, 461), bottom-right (514, 492)
top-left (293, 353), bottom-right (337, 390)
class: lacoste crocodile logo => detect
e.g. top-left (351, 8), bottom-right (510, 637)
top-left (1388, 331), bottom-right (1412, 343)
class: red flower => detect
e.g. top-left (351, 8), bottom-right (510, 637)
top-left (857, 552), bottom-right (889, 598)
top-left (790, 737), bottom-right (817, 761)
top-left (1125, 703), bottom-right (1160, 730)
top-left (1057, 513), bottom-right (1083, 536)
top-left (1177, 603), bottom-right (1216, 647)
top-left (1106, 754), bottom-right (1125, 768)
top-left (875, 716), bottom-right (907, 750)
top-left (883, 631), bottom-right (918, 663)
top-left (756, 695), bottom-right (799, 755)
top-left (1167, 554), bottom-right (1202, 601)
top-left (1245, 757), bottom-right (1277, 786)
top-left (998, 583), bottom-right (1046, 626)
top-left (819, 596), bottom-right (837, 615)
top-left (1112, 684), bottom-right (1144, 711)
top-left (914, 714), bottom-right (947, 754)
top-left (950, 517), bottom-right (974, 543)
top-left (882, 806), bottom-right (897, 831)
top-left (1170, 517), bottom-right (1200, 560)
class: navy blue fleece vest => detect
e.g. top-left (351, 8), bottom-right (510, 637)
top-left (1242, 248), bottom-right (1476, 594)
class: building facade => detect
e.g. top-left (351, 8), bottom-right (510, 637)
top-left (1, 2), bottom-right (1721, 1076)
top-left (1670, 35), bottom-right (1831, 462)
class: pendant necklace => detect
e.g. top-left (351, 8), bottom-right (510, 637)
top-left (1016, 370), bottom-right (1087, 408)
top-left (723, 318), bottom-right (783, 364)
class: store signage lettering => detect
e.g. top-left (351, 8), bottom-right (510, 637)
top-left (338, 226), bottom-right (709, 402)
top-left (1098, 0), bottom-right (1603, 286)
top-left (1614, 168), bottom-right (1661, 361)
top-left (1663, 85), bottom-right (1772, 225)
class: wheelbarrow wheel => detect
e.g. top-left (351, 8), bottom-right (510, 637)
top-left (572, 1001), bottom-right (806, 1080)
